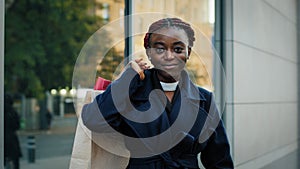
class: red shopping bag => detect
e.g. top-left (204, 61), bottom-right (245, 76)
top-left (94, 77), bottom-right (111, 90)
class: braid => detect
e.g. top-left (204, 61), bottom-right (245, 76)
top-left (143, 18), bottom-right (195, 49)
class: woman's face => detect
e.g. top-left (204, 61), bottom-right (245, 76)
top-left (147, 27), bottom-right (190, 81)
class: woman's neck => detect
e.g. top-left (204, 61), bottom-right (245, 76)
top-left (156, 70), bottom-right (179, 82)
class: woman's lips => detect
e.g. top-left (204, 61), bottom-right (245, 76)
top-left (161, 64), bottom-right (177, 70)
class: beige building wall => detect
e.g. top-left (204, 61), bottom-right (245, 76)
top-left (229, 0), bottom-right (298, 168)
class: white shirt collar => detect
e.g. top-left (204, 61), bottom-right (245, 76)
top-left (160, 81), bottom-right (179, 91)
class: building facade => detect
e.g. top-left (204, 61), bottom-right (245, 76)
top-left (222, 0), bottom-right (299, 168)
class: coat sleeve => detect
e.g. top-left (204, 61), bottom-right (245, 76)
top-left (81, 92), bottom-right (120, 133)
top-left (200, 92), bottom-right (234, 169)
top-left (81, 67), bottom-right (142, 134)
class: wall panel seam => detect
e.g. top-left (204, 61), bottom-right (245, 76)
top-left (262, 0), bottom-right (297, 26)
top-left (227, 101), bottom-right (298, 105)
top-left (235, 140), bottom-right (299, 168)
top-left (233, 40), bottom-right (298, 64)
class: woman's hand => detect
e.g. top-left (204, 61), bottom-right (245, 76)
top-left (134, 58), bottom-right (151, 70)
top-left (129, 58), bottom-right (150, 80)
top-left (115, 58), bottom-right (150, 81)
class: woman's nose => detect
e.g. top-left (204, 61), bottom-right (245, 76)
top-left (164, 50), bottom-right (175, 60)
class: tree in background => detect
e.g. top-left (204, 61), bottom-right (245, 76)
top-left (5, 0), bottom-right (107, 98)
top-left (96, 48), bottom-right (123, 81)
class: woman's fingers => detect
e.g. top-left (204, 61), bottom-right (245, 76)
top-left (138, 62), bottom-right (149, 70)
top-left (130, 58), bottom-right (151, 80)
top-left (116, 58), bottom-right (148, 81)
top-left (135, 58), bottom-right (150, 70)
top-left (130, 61), bottom-right (145, 80)
top-left (134, 58), bottom-right (143, 63)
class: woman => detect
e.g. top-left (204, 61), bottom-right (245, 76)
top-left (82, 18), bottom-right (233, 169)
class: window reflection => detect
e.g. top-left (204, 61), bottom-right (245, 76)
top-left (133, 0), bottom-right (215, 90)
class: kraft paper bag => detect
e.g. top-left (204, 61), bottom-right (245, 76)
top-left (69, 90), bottom-right (130, 169)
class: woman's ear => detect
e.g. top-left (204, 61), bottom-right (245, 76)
top-left (188, 47), bottom-right (191, 56)
top-left (187, 47), bottom-right (192, 59)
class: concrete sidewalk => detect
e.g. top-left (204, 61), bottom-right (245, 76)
top-left (20, 155), bottom-right (71, 169)
top-left (18, 115), bottom-right (78, 169)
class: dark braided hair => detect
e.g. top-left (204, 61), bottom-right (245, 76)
top-left (143, 18), bottom-right (195, 49)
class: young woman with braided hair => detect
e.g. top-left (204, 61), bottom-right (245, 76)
top-left (82, 18), bottom-right (234, 168)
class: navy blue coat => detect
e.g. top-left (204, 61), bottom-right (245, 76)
top-left (82, 68), bottom-right (233, 169)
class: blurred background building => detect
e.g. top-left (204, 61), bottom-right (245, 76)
top-left (1, 0), bottom-right (299, 168)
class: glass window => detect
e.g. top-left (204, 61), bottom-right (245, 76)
top-left (4, 1), bottom-right (127, 168)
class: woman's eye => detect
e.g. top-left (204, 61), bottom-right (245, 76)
top-left (155, 48), bottom-right (165, 54)
top-left (174, 47), bottom-right (183, 53)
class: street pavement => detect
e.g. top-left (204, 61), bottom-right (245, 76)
top-left (18, 115), bottom-right (78, 169)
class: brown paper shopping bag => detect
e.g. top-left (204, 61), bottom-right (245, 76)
top-left (69, 90), bottom-right (130, 169)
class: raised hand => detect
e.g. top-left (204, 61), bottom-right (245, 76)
top-left (129, 58), bottom-right (150, 80)
top-left (134, 58), bottom-right (151, 70)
